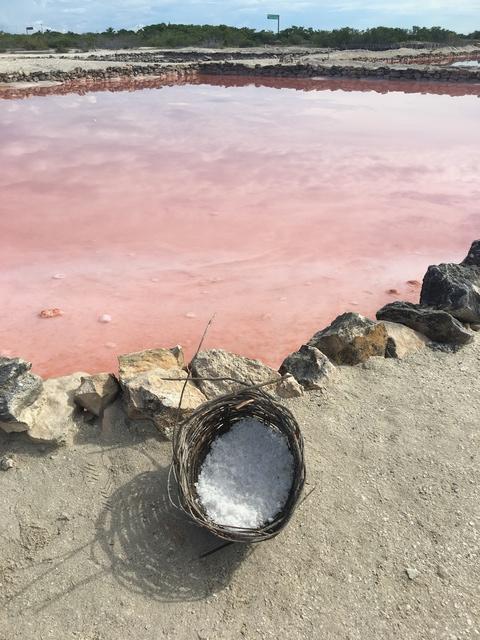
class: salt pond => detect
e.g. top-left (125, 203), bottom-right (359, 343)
top-left (0, 77), bottom-right (479, 376)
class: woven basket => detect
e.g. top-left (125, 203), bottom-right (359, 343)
top-left (171, 386), bottom-right (306, 543)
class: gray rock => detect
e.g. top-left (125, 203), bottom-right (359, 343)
top-left (279, 345), bottom-right (336, 390)
top-left (436, 564), bottom-right (449, 580)
top-left (276, 374), bottom-right (305, 398)
top-left (376, 302), bottom-right (474, 345)
top-left (307, 313), bottom-right (388, 365)
top-left (118, 346), bottom-right (184, 381)
top-left (20, 373), bottom-right (89, 444)
top-left (462, 239), bottom-right (480, 266)
top-left (380, 321), bottom-right (429, 359)
top-left (0, 356), bottom-right (31, 385)
top-left (406, 567), bottom-right (419, 580)
top-left (0, 456), bottom-right (14, 471)
top-left (0, 357), bottom-right (43, 431)
top-left (420, 262), bottom-right (480, 323)
top-left (74, 373), bottom-right (120, 416)
top-left (122, 367), bottom-right (206, 438)
top-left (190, 349), bottom-right (280, 399)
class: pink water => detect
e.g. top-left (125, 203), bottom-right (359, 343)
top-left (0, 76), bottom-right (479, 377)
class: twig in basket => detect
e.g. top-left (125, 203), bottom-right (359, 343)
top-left (177, 314), bottom-right (216, 419)
top-left (165, 375), bottom-right (287, 392)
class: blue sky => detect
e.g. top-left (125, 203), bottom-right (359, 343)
top-left (1, 0), bottom-right (479, 34)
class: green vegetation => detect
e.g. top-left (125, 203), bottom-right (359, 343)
top-left (0, 23), bottom-right (479, 52)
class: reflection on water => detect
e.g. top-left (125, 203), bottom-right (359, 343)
top-left (1, 74), bottom-right (480, 101)
top-left (0, 77), bottom-right (479, 376)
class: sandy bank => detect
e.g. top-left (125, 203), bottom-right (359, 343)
top-left (1, 45), bottom-right (479, 85)
top-left (1, 336), bottom-right (479, 639)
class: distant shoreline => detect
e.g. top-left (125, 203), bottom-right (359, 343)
top-left (1, 45), bottom-right (480, 89)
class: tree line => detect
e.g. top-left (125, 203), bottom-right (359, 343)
top-left (1, 24), bottom-right (479, 53)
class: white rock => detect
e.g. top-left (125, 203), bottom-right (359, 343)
top-left (74, 373), bottom-right (119, 416)
top-left (190, 349), bottom-right (280, 400)
top-left (276, 374), bottom-right (304, 398)
top-left (20, 372), bottom-right (89, 444)
top-left (406, 567), bottom-right (419, 580)
top-left (380, 321), bottom-right (429, 359)
top-left (121, 368), bottom-right (205, 438)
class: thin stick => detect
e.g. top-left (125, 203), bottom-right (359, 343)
top-left (177, 314), bottom-right (216, 420)
top-left (297, 485), bottom-right (316, 509)
top-left (200, 540), bottom-right (235, 559)
top-left (165, 375), bottom-right (287, 392)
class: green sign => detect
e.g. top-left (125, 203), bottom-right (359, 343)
top-left (267, 14), bottom-right (279, 19)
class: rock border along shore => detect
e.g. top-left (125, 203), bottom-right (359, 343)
top-left (1, 52), bottom-right (479, 85)
top-left (199, 61), bottom-right (480, 84)
top-left (0, 241), bottom-right (479, 447)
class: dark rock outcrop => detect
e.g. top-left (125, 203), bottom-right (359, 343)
top-left (307, 313), bottom-right (388, 365)
top-left (420, 262), bottom-right (480, 323)
top-left (462, 239), bottom-right (480, 266)
top-left (376, 302), bottom-right (473, 345)
top-left (0, 357), bottom-right (43, 431)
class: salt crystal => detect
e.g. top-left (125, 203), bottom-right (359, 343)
top-left (185, 312), bottom-right (197, 319)
top-left (52, 273), bottom-right (66, 280)
top-left (196, 418), bottom-right (294, 529)
top-left (99, 314), bottom-right (112, 323)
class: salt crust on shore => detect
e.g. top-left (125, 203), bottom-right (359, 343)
top-left (196, 418), bottom-right (294, 528)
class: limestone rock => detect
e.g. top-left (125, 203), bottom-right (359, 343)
top-left (279, 345), bottom-right (336, 390)
top-left (380, 321), bottom-right (429, 359)
top-left (420, 262), bottom-right (480, 323)
top-left (122, 367), bottom-right (206, 438)
top-left (462, 239), bottom-right (480, 266)
top-left (0, 357), bottom-right (43, 432)
top-left (0, 456), bottom-right (15, 471)
top-left (21, 373), bottom-right (89, 444)
top-left (308, 313), bottom-right (388, 365)
top-left (190, 349), bottom-right (280, 399)
top-left (276, 374), bottom-right (305, 398)
top-left (376, 302), bottom-right (473, 345)
top-left (74, 373), bottom-right (120, 416)
top-left (118, 346), bottom-right (184, 380)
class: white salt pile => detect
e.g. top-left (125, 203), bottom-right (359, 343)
top-left (196, 418), bottom-right (294, 529)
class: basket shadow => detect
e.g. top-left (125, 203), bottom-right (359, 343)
top-left (93, 466), bottom-right (250, 602)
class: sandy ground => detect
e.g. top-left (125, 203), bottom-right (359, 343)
top-left (1, 44), bottom-right (479, 76)
top-left (1, 337), bottom-right (479, 639)
top-left (0, 55), bottom-right (165, 75)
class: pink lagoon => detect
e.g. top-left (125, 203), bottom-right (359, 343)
top-left (0, 76), bottom-right (479, 377)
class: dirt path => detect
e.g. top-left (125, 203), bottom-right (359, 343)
top-left (1, 338), bottom-right (479, 639)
